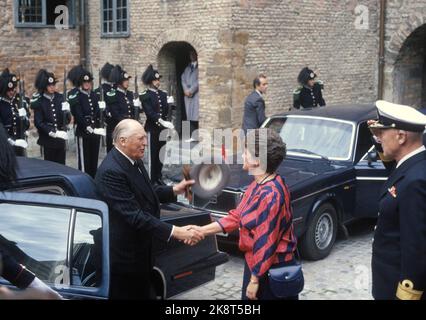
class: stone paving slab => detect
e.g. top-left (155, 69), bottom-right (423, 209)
top-left (173, 219), bottom-right (376, 300)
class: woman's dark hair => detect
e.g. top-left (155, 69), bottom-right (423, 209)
top-left (0, 124), bottom-right (17, 188)
top-left (246, 128), bottom-right (286, 174)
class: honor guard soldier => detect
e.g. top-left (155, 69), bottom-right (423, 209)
top-left (30, 69), bottom-right (71, 164)
top-left (105, 65), bottom-right (141, 152)
top-left (369, 101), bottom-right (426, 300)
top-left (68, 66), bottom-right (105, 178)
top-left (0, 69), bottom-right (30, 156)
top-left (95, 62), bottom-right (114, 152)
top-left (140, 65), bottom-right (174, 184)
top-left (293, 67), bottom-right (326, 109)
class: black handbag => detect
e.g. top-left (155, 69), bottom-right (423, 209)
top-left (267, 249), bottom-right (304, 298)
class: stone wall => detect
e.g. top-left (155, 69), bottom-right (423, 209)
top-left (86, 0), bottom-right (234, 130)
top-left (0, 0), bottom-right (80, 94)
top-left (382, 0), bottom-right (426, 107)
top-left (1, 0), bottom-right (425, 133)
top-left (229, 0), bottom-right (380, 128)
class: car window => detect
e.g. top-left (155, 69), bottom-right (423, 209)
top-left (71, 211), bottom-right (103, 288)
top-left (0, 203), bottom-right (70, 285)
top-left (267, 116), bottom-right (355, 160)
top-left (355, 122), bottom-right (374, 163)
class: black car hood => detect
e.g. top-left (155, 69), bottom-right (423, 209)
top-left (226, 156), bottom-right (349, 191)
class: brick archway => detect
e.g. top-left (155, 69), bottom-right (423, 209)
top-left (386, 13), bottom-right (425, 63)
top-left (145, 29), bottom-right (205, 63)
top-left (144, 29), bottom-right (216, 130)
top-left (383, 13), bottom-right (426, 106)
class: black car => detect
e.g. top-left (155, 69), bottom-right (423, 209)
top-left (0, 157), bottom-right (228, 299)
top-left (194, 104), bottom-right (394, 261)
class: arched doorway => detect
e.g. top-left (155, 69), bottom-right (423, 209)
top-left (157, 42), bottom-right (197, 136)
top-left (393, 24), bottom-right (426, 108)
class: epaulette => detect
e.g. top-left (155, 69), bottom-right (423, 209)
top-left (68, 91), bottom-right (79, 100)
top-left (293, 86), bottom-right (302, 102)
top-left (293, 86), bottom-right (302, 95)
top-left (106, 89), bottom-right (116, 97)
top-left (68, 90), bottom-right (79, 107)
top-left (30, 92), bottom-right (41, 108)
top-left (140, 90), bottom-right (149, 101)
top-left (105, 89), bottom-right (117, 104)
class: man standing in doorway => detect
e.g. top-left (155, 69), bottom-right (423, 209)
top-left (181, 50), bottom-right (199, 142)
top-left (242, 74), bottom-right (268, 134)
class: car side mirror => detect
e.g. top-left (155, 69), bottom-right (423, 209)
top-left (367, 151), bottom-right (378, 166)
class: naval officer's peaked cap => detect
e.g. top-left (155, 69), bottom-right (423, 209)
top-left (369, 100), bottom-right (426, 132)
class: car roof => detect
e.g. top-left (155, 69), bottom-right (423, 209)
top-left (272, 104), bottom-right (377, 123)
top-left (15, 157), bottom-right (97, 199)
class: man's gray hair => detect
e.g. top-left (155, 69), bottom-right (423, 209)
top-left (112, 119), bottom-right (140, 144)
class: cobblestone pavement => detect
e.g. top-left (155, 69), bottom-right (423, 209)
top-left (174, 219), bottom-right (376, 300)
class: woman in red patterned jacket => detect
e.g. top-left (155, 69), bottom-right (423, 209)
top-left (196, 128), bottom-right (298, 300)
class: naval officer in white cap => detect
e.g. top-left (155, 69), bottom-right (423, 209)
top-left (368, 100), bottom-right (426, 300)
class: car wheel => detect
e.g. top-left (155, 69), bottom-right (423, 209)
top-left (299, 203), bottom-right (338, 260)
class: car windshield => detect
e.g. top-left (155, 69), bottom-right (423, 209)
top-left (267, 116), bottom-right (355, 160)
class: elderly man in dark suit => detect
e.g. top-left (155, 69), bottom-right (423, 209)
top-left (369, 101), bottom-right (426, 300)
top-left (95, 119), bottom-right (203, 299)
top-left (242, 74), bottom-right (268, 134)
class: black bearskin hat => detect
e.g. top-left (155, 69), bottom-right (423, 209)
top-left (34, 69), bottom-right (57, 93)
top-left (0, 69), bottom-right (19, 96)
top-left (142, 64), bottom-right (161, 85)
top-left (100, 62), bottom-right (114, 81)
top-left (67, 65), bottom-right (93, 87)
top-left (110, 65), bottom-right (131, 85)
top-left (297, 67), bottom-right (316, 85)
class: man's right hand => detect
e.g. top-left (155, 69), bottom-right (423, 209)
top-left (172, 225), bottom-right (204, 245)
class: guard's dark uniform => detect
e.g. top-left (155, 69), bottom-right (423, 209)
top-left (293, 83), bottom-right (326, 109)
top-left (69, 88), bottom-right (101, 178)
top-left (31, 92), bottom-right (70, 164)
top-left (0, 69), bottom-right (30, 156)
top-left (0, 95), bottom-right (30, 156)
top-left (96, 82), bottom-right (113, 151)
top-left (293, 67), bottom-right (326, 109)
top-left (95, 62), bottom-right (115, 152)
top-left (105, 87), bottom-right (136, 130)
top-left (370, 101), bottom-right (426, 300)
top-left (141, 88), bottom-right (169, 183)
top-left (140, 65), bottom-right (171, 184)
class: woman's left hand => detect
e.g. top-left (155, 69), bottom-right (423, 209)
top-left (246, 282), bottom-right (259, 300)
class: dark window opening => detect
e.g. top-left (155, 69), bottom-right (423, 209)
top-left (15, 0), bottom-right (75, 28)
top-left (46, 0), bottom-right (69, 26)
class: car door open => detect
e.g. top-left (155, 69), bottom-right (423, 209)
top-left (0, 192), bottom-right (110, 300)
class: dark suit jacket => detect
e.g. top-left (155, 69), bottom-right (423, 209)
top-left (242, 91), bottom-right (266, 133)
top-left (95, 147), bottom-right (176, 275)
top-left (372, 150), bottom-right (426, 300)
